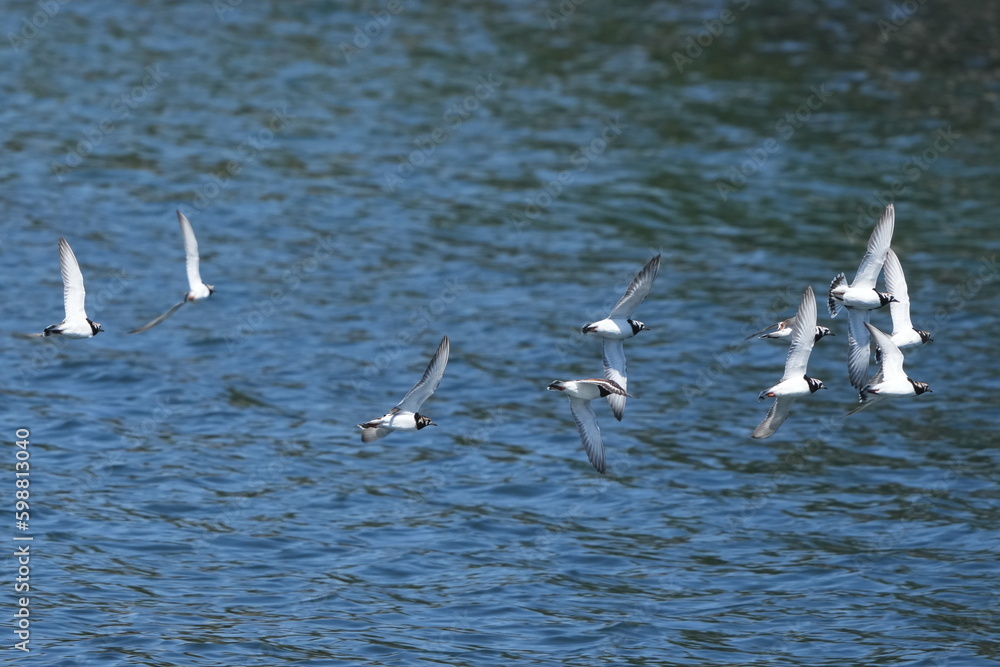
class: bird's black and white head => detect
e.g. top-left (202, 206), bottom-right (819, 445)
top-left (908, 379), bottom-right (932, 395)
top-left (814, 326), bottom-right (834, 342)
top-left (414, 413), bottom-right (436, 429)
top-left (916, 329), bottom-right (933, 344)
top-left (875, 290), bottom-right (899, 307)
top-left (805, 375), bottom-right (827, 393)
top-left (89, 320), bottom-right (104, 336)
top-left (547, 381), bottom-right (567, 392)
top-left (628, 319), bottom-right (648, 335)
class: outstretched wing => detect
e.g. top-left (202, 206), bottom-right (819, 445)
top-left (882, 248), bottom-right (913, 335)
top-left (360, 426), bottom-right (392, 443)
top-left (128, 301), bottom-right (187, 334)
top-left (396, 336), bottom-right (450, 413)
top-left (781, 286), bottom-right (817, 381)
top-left (853, 204), bottom-right (894, 289)
top-left (59, 237), bottom-right (87, 321)
top-left (846, 392), bottom-right (887, 416)
top-left (846, 308), bottom-right (872, 390)
top-left (608, 254), bottom-right (661, 319)
top-left (745, 318), bottom-right (791, 340)
top-left (752, 396), bottom-right (796, 439)
top-left (601, 338), bottom-right (628, 421)
top-left (568, 397), bottom-right (605, 474)
top-left (865, 322), bottom-right (905, 381)
top-left (178, 211), bottom-right (203, 292)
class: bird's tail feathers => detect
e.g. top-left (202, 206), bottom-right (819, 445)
top-left (828, 273), bottom-right (846, 318)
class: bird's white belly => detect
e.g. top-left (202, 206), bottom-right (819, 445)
top-left (188, 284), bottom-right (212, 301)
top-left (384, 412), bottom-right (418, 431)
top-left (891, 330), bottom-right (924, 349)
top-left (870, 378), bottom-right (914, 397)
top-left (585, 318), bottom-right (631, 339)
top-left (840, 287), bottom-right (883, 309)
top-left (767, 378), bottom-right (811, 398)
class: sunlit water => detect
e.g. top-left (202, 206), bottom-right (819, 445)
top-left (2, 2), bottom-right (999, 665)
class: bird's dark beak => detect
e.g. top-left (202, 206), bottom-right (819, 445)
top-left (428, 421), bottom-right (437, 426)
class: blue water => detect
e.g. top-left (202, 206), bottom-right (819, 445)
top-left (3, 2), bottom-right (1000, 665)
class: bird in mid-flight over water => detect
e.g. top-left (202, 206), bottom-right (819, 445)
top-left (547, 378), bottom-right (631, 474)
top-left (828, 203), bottom-right (898, 390)
top-left (752, 285), bottom-right (826, 439)
top-left (847, 322), bottom-right (932, 416)
top-left (359, 336), bottom-right (450, 443)
top-left (37, 237), bottom-right (103, 339)
top-left (880, 247), bottom-right (932, 358)
top-left (581, 254), bottom-right (660, 421)
top-left (129, 211), bottom-right (215, 334)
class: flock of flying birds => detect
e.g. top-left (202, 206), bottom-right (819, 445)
top-left (30, 204), bottom-right (933, 474)
top-left (749, 203), bottom-right (933, 441)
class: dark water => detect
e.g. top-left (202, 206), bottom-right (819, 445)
top-left (3, 1), bottom-right (999, 664)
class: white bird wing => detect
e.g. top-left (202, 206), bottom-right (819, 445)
top-left (568, 397), bottom-right (605, 474)
top-left (847, 308), bottom-right (872, 390)
top-left (178, 211), bottom-right (203, 292)
top-left (601, 338), bottom-right (628, 421)
top-left (752, 396), bottom-right (797, 439)
top-left (745, 317), bottom-right (791, 340)
top-left (360, 426), bottom-right (392, 443)
top-left (853, 204), bottom-right (895, 289)
top-left (59, 237), bottom-right (87, 321)
top-left (608, 254), bottom-right (660, 319)
top-left (846, 392), bottom-right (887, 416)
top-left (128, 301), bottom-right (187, 334)
top-left (882, 248), bottom-right (913, 335)
top-left (781, 286), bottom-right (817, 380)
top-left (865, 322), bottom-right (905, 382)
top-left (396, 336), bottom-right (450, 413)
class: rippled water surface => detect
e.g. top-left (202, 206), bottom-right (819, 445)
top-left (3, 2), bottom-right (1000, 665)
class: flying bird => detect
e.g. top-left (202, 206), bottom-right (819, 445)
top-left (744, 316), bottom-right (834, 343)
top-left (129, 211), bottom-right (215, 334)
top-left (828, 204), bottom-right (898, 390)
top-left (359, 336), bottom-right (450, 443)
top-left (38, 237), bottom-right (103, 338)
top-left (581, 254), bottom-right (660, 421)
top-left (847, 322), bottom-right (932, 416)
top-left (752, 286), bottom-right (826, 439)
top-left (881, 247), bottom-right (932, 354)
top-left (547, 378), bottom-right (630, 474)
